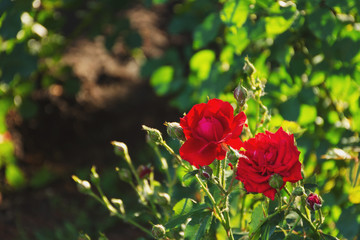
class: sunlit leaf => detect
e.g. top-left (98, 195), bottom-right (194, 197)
top-left (265, 16), bottom-right (294, 36)
top-left (189, 50), bottom-right (215, 81)
top-left (5, 164), bottom-right (26, 188)
top-left (298, 104), bottom-right (317, 125)
top-left (220, 0), bottom-right (249, 28)
top-left (150, 65), bottom-right (174, 96)
top-left (225, 27), bottom-right (249, 55)
top-left (349, 186), bottom-right (360, 204)
top-left (279, 120), bottom-right (306, 136)
top-left (173, 198), bottom-right (195, 216)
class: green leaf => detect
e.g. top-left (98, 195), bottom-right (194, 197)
top-left (0, 9), bottom-right (21, 39)
top-left (249, 204), bottom-right (265, 237)
top-left (166, 201), bottom-right (208, 229)
top-left (225, 27), bottom-right (249, 55)
top-left (193, 13), bottom-right (221, 50)
top-left (150, 65), bottom-right (174, 96)
top-left (337, 205), bottom-right (360, 239)
top-left (320, 233), bottom-right (340, 240)
top-left (189, 50), bottom-right (215, 81)
top-left (298, 104), bottom-right (317, 125)
top-left (307, 8), bottom-right (339, 43)
top-left (152, 0), bottom-right (169, 5)
top-left (5, 164), bottom-right (26, 188)
top-left (265, 16), bottom-right (294, 36)
top-left (221, 0), bottom-right (249, 28)
top-left (184, 214), bottom-right (211, 240)
top-left (263, 212), bottom-right (284, 239)
top-left (173, 198), bottom-right (195, 216)
top-left (309, 71), bottom-right (325, 86)
top-left (30, 167), bottom-right (57, 188)
top-left (182, 170), bottom-right (198, 187)
top-left (0, 44), bottom-right (38, 83)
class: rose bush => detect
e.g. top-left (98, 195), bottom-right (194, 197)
top-left (236, 127), bottom-right (302, 200)
top-left (179, 98), bottom-right (246, 167)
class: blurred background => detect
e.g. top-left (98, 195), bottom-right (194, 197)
top-left (0, 0), bottom-right (360, 239)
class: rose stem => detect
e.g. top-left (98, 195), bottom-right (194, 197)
top-left (195, 174), bottom-right (234, 240)
top-left (292, 208), bottom-right (321, 239)
top-left (283, 215), bottom-right (301, 240)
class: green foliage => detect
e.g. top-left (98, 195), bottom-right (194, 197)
top-left (0, 0), bottom-right (143, 190)
top-left (1, 0), bottom-right (360, 238)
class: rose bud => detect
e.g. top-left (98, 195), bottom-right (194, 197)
top-left (142, 125), bottom-right (163, 144)
top-left (116, 167), bottom-right (132, 182)
top-left (199, 166), bottom-right (213, 179)
top-left (90, 166), bottom-right (100, 185)
top-left (156, 192), bottom-right (171, 206)
top-left (152, 224), bottom-right (166, 239)
top-left (111, 141), bottom-right (129, 157)
top-left (269, 174), bottom-right (283, 190)
top-left (137, 165), bottom-right (152, 179)
top-left (72, 175), bottom-right (92, 195)
top-left (111, 198), bottom-right (125, 215)
top-left (233, 85), bottom-right (248, 107)
top-left (227, 146), bottom-right (241, 163)
top-left (306, 193), bottom-right (323, 211)
top-left (165, 122), bottom-right (186, 141)
top-left (292, 186), bottom-right (305, 197)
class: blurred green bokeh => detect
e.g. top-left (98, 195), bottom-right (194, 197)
top-left (1, 0), bottom-right (360, 239)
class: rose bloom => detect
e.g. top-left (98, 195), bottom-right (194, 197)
top-left (179, 99), bottom-right (246, 167)
top-left (306, 193), bottom-right (322, 211)
top-left (236, 127), bottom-right (302, 200)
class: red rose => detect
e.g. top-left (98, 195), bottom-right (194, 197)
top-left (236, 127), bottom-right (302, 200)
top-left (179, 99), bottom-right (246, 167)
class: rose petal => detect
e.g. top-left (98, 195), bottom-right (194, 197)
top-left (179, 137), bottom-right (218, 167)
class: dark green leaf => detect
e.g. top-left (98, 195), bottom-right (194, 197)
top-left (193, 13), bottom-right (221, 50)
top-left (337, 205), bottom-right (360, 239)
top-left (320, 233), bottom-right (340, 240)
top-left (307, 8), bottom-right (339, 43)
top-left (0, 44), bottom-right (38, 83)
top-left (19, 98), bottom-right (38, 119)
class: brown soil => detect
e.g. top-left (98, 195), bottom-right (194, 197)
top-left (0, 4), bottom-right (181, 240)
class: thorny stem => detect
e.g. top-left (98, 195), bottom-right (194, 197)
top-left (90, 191), bottom-right (153, 236)
top-left (153, 145), bottom-right (173, 194)
top-left (283, 186), bottom-right (292, 196)
top-left (284, 215), bottom-right (301, 240)
top-left (160, 141), bottom-right (190, 171)
top-left (292, 208), bottom-right (321, 239)
top-left (239, 192), bottom-right (246, 230)
top-left (226, 165), bottom-right (238, 195)
top-left (212, 178), bottom-right (228, 195)
top-left (316, 209), bottom-right (323, 230)
top-left (123, 151), bottom-right (142, 186)
top-left (195, 175), bottom-right (234, 240)
top-left (221, 157), bottom-right (226, 188)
